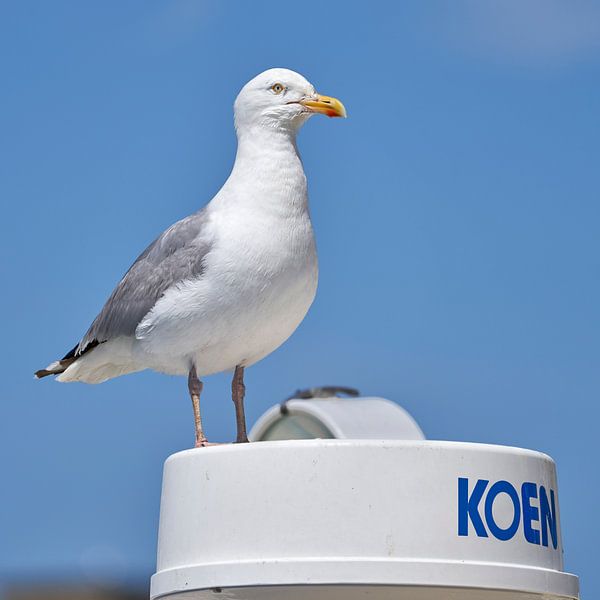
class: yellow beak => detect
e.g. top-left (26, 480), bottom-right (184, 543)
top-left (300, 93), bottom-right (347, 118)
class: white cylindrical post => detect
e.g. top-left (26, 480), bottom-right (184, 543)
top-left (151, 439), bottom-right (578, 600)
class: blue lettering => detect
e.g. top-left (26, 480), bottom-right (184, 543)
top-left (540, 486), bottom-right (558, 549)
top-left (458, 478), bottom-right (559, 547)
top-left (458, 477), bottom-right (488, 537)
top-left (484, 480), bottom-right (521, 541)
top-left (521, 482), bottom-right (540, 545)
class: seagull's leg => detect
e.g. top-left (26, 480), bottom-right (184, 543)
top-left (231, 365), bottom-right (249, 443)
top-left (188, 366), bottom-right (209, 448)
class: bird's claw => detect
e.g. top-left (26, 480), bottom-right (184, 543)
top-left (195, 439), bottom-right (222, 448)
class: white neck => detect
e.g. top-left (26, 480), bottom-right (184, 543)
top-left (216, 124), bottom-right (309, 215)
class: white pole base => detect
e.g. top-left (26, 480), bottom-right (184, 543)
top-left (151, 440), bottom-right (578, 600)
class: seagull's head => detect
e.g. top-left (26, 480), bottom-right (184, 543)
top-left (234, 68), bottom-right (346, 135)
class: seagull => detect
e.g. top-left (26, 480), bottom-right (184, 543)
top-left (35, 68), bottom-right (346, 447)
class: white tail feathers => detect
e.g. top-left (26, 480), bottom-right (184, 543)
top-left (54, 338), bottom-right (140, 383)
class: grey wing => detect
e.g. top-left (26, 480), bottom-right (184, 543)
top-left (76, 208), bottom-right (213, 355)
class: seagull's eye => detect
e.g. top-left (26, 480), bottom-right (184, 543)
top-left (271, 83), bottom-right (285, 94)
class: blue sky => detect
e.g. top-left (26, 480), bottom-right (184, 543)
top-left (1, 0), bottom-right (598, 595)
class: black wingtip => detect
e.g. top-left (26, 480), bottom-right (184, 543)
top-left (35, 340), bottom-right (103, 381)
top-left (34, 369), bottom-right (53, 379)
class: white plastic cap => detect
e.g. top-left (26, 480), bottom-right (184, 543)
top-left (249, 397), bottom-right (425, 441)
top-left (151, 439), bottom-right (578, 600)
